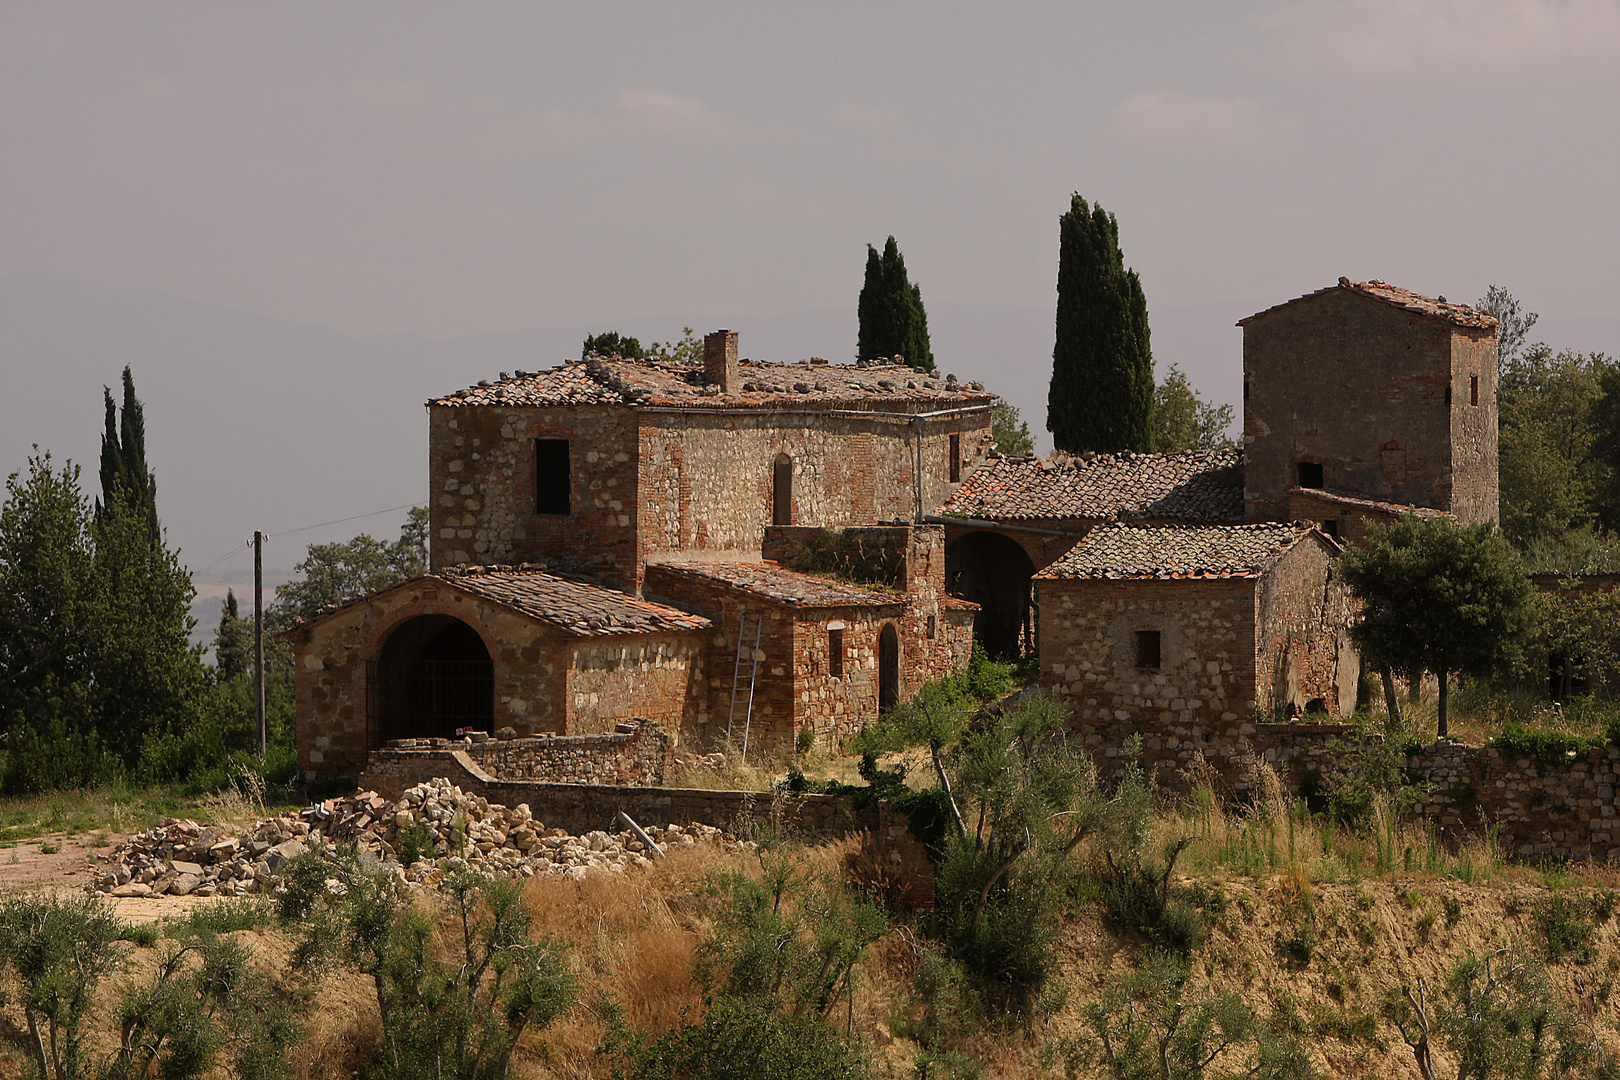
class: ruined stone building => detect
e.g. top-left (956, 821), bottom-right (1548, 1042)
top-left (290, 279), bottom-right (1500, 779)
top-left (290, 331), bottom-right (986, 777)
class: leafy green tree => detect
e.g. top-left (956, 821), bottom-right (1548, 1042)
top-left (1498, 344), bottom-right (1614, 547)
top-left (1047, 193), bottom-right (1154, 454)
top-left (991, 402), bottom-right (1035, 456)
top-left (0, 893), bottom-right (127, 1080)
top-left (857, 236), bottom-right (934, 371)
top-left (1588, 362), bottom-right (1620, 531)
top-left (96, 366), bottom-right (159, 547)
top-left (272, 507), bottom-right (428, 625)
top-left (1153, 365), bottom-right (1235, 452)
top-left (581, 332), bottom-right (645, 359)
top-left (646, 326), bottom-right (703, 364)
top-left (1475, 284), bottom-right (1540, 370)
top-left (1339, 517), bottom-right (1542, 738)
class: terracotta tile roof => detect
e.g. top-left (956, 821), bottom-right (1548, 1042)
top-left (937, 450), bottom-right (1243, 524)
top-left (438, 566), bottom-right (711, 636)
top-left (1289, 487), bottom-right (1452, 519)
top-left (1037, 522), bottom-right (1318, 580)
top-left (940, 595), bottom-right (981, 611)
top-left (430, 356), bottom-right (997, 412)
top-left (1239, 278), bottom-right (1498, 330)
top-left (646, 560), bottom-right (903, 609)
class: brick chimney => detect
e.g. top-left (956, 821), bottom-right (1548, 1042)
top-left (703, 329), bottom-right (739, 392)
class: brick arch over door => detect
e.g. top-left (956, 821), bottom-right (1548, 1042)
top-left (366, 610), bottom-right (496, 749)
top-left (945, 530), bottom-right (1037, 658)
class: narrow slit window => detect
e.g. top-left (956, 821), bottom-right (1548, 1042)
top-left (535, 439), bottom-right (571, 515)
top-left (1297, 462), bottom-right (1323, 489)
top-left (926, 614), bottom-right (937, 640)
top-left (1445, 384), bottom-right (1452, 406)
top-left (829, 628), bottom-right (844, 677)
top-left (1470, 375), bottom-right (1479, 406)
top-left (772, 453), bottom-right (793, 526)
top-left (948, 434), bottom-right (962, 483)
top-left (1135, 630), bottom-right (1162, 670)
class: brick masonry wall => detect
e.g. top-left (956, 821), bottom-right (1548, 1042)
top-left (1040, 577), bottom-right (1260, 727)
top-left (1255, 538), bottom-right (1360, 719)
top-left (1245, 290), bottom-right (1464, 522)
top-left (565, 635), bottom-right (703, 735)
top-left (429, 404), bottom-right (642, 588)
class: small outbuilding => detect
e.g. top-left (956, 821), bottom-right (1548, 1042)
top-left (1037, 521), bottom-right (1359, 727)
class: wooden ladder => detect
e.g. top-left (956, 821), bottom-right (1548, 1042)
top-left (725, 613), bottom-right (764, 762)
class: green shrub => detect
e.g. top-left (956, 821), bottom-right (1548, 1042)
top-left (1493, 723), bottom-right (1607, 771)
top-left (605, 996), bottom-right (868, 1080)
top-left (1533, 892), bottom-right (1598, 964)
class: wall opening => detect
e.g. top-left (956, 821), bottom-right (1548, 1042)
top-left (368, 614), bottom-right (494, 748)
top-left (949, 434), bottom-right (962, 483)
top-left (829, 627), bottom-right (844, 677)
top-left (1135, 630), bottom-right (1162, 670)
top-left (879, 623), bottom-right (900, 712)
top-left (535, 439), bottom-right (571, 514)
top-left (772, 453), bottom-right (793, 527)
top-left (945, 530), bottom-right (1036, 658)
top-left (1471, 375), bottom-right (1479, 407)
top-left (1297, 462), bottom-right (1324, 489)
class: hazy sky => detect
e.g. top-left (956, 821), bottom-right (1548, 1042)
top-left (3, 2), bottom-right (1619, 589)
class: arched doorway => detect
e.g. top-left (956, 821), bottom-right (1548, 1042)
top-left (879, 623), bottom-right (900, 712)
top-left (945, 530), bottom-right (1037, 659)
top-left (772, 453), bottom-right (793, 526)
top-left (368, 614), bottom-right (494, 747)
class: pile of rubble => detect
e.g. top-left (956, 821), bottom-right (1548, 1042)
top-left (94, 777), bottom-right (746, 899)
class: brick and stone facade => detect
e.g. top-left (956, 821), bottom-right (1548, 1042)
top-left (1241, 278), bottom-right (1499, 528)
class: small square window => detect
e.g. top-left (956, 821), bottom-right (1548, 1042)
top-left (1297, 462), bottom-right (1323, 489)
top-left (829, 628), bottom-right (844, 677)
top-left (1135, 630), bottom-right (1162, 670)
top-left (1322, 519), bottom-right (1340, 540)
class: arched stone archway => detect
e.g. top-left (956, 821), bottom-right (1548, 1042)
top-left (945, 530), bottom-right (1037, 659)
top-left (879, 623), bottom-right (900, 712)
top-left (369, 614), bottom-right (494, 747)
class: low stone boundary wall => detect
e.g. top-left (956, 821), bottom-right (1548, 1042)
top-left (370, 720), bottom-right (674, 787)
top-left (1074, 716), bottom-right (1366, 795)
top-left (356, 748), bottom-right (934, 904)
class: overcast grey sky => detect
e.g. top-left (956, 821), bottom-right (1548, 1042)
top-left (3, 2), bottom-right (1618, 587)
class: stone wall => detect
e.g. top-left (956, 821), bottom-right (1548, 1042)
top-left (566, 635), bottom-right (704, 735)
top-left (1040, 577), bottom-right (1260, 728)
top-left (1244, 288), bottom-right (1494, 523)
top-left (366, 721), bottom-right (675, 788)
top-left (1255, 538), bottom-right (1360, 719)
top-left (429, 403), bottom-right (643, 589)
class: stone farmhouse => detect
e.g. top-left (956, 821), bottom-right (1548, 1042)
top-left (289, 278), bottom-right (1500, 781)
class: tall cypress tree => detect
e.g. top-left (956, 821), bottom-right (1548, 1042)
top-left (857, 236), bottom-right (935, 371)
top-left (96, 366), bottom-right (160, 545)
top-left (1047, 195), bottom-right (1155, 453)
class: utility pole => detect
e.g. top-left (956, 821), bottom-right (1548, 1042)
top-left (254, 531), bottom-right (265, 759)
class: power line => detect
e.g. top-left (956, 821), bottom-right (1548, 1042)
top-left (190, 500), bottom-right (419, 577)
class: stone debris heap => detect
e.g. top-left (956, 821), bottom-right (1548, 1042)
top-left (93, 777), bottom-right (747, 899)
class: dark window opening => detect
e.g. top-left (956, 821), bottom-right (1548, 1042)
top-left (535, 439), bottom-right (571, 515)
top-left (1470, 375), bottom-right (1479, 406)
top-left (949, 434), bottom-right (962, 483)
top-left (1135, 630), bottom-right (1162, 670)
top-left (772, 453), bottom-right (793, 527)
top-left (1445, 384), bottom-right (1452, 406)
top-left (1243, 380), bottom-right (1250, 400)
top-left (1321, 519), bottom-right (1340, 540)
top-left (926, 614), bottom-right (936, 640)
top-left (1297, 462), bottom-right (1324, 489)
top-left (829, 628), bottom-right (844, 677)
top-left (879, 624), bottom-right (900, 711)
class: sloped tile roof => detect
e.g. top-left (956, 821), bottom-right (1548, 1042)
top-left (1037, 522), bottom-right (1317, 580)
top-left (430, 356), bottom-right (997, 412)
top-left (440, 567), bottom-right (711, 636)
top-left (1239, 278), bottom-right (1498, 330)
top-left (937, 450), bottom-right (1243, 524)
top-left (1289, 487), bottom-right (1452, 519)
top-left (646, 560), bottom-right (902, 609)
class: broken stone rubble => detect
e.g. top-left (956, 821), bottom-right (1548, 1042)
top-left (92, 776), bottom-right (748, 899)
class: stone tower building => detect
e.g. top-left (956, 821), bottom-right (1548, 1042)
top-left (1239, 278), bottom-right (1499, 530)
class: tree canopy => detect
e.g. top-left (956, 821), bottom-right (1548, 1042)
top-left (1047, 194), bottom-right (1154, 453)
top-left (991, 402), bottom-right (1035, 457)
top-left (271, 507), bottom-right (429, 627)
top-left (581, 332), bottom-right (645, 360)
top-left (857, 236), bottom-right (934, 371)
top-left (1339, 516), bottom-right (1541, 737)
top-left (1152, 365), bottom-right (1235, 452)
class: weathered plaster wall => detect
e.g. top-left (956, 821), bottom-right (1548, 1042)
top-left (428, 404), bottom-right (641, 588)
top-left (1244, 291), bottom-right (1459, 521)
top-left (1255, 539), bottom-right (1360, 719)
top-left (1449, 327), bottom-right (1501, 524)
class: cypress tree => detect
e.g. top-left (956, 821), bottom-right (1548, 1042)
top-left (1047, 194), bottom-right (1155, 453)
top-left (96, 366), bottom-right (159, 545)
top-left (857, 237), bottom-right (935, 371)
